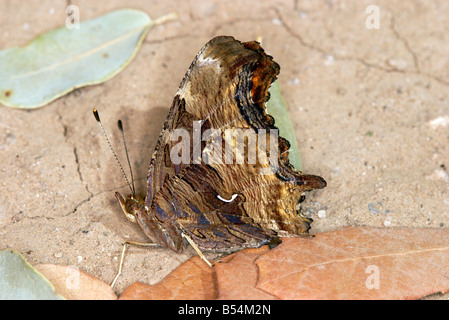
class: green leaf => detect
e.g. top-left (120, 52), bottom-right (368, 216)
top-left (0, 9), bottom-right (177, 109)
top-left (0, 249), bottom-right (64, 300)
top-left (267, 81), bottom-right (303, 171)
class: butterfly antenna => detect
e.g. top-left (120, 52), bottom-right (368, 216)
top-left (93, 108), bottom-right (135, 196)
top-left (117, 119), bottom-right (136, 196)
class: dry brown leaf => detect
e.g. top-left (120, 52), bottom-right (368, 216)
top-left (256, 227), bottom-right (449, 299)
top-left (118, 227), bottom-right (449, 300)
top-left (215, 246), bottom-right (277, 300)
top-left (35, 264), bottom-right (117, 300)
top-left (119, 257), bottom-right (215, 299)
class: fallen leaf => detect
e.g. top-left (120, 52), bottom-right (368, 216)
top-left (35, 264), bottom-right (117, 300)
top-left (0, 9), bottom-right (177, 109)
top-left (0, 249), bottom-right (63, 300)
top-left (267, 81), bottom-right (302, 171)
top-left (215, 246), bottom-right (277, 300)
top-left (118, 227), bottom-right (449, 300)
top-left (256, 227), bottom-right (449, 299)
top-left (119, 257), bottom-right (215, 300)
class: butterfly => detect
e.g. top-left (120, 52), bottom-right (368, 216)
top-left (95, 36), bottom-right (326, 276)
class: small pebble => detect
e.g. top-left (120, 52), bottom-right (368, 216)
top-left (317, 209), bottom-right (326, 219)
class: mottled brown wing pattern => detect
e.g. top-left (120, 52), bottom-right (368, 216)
top-left (136, 36), bottom-right (326, 253)
top-left (153, 164), bottom-right (276, 251)
top-left (145, 36), bottom-right (255, 209)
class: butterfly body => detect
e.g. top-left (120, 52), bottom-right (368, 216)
top-left (116, 36), bottom-right (326, 254)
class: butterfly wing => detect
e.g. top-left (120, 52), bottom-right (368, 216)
top-left (143, 36), bottom-right (326, 252)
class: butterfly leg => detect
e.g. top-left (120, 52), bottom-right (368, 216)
top-left (181, 232), bottom-right (213, 268)
top-left (111, 240), bottom-right (160, 288)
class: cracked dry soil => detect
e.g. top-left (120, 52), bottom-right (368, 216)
top-left (1, 1), bottom-right (448, 296)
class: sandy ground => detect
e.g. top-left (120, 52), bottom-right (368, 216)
top-left (1, 0), bottom-right (448, 297)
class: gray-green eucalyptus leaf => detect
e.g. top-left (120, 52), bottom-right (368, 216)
top-left (0, 249), bottom-right (63, 300)
top-left (0, 9), bottom-right (176, 109)
top-left (267, 81), bottom-right (302, 171)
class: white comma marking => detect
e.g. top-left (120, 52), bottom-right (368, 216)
top-left (217, 194), bottom-right (238, 203)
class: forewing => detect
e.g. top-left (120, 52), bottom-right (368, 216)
top-left (146, 36), bottom-right (326, 251)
